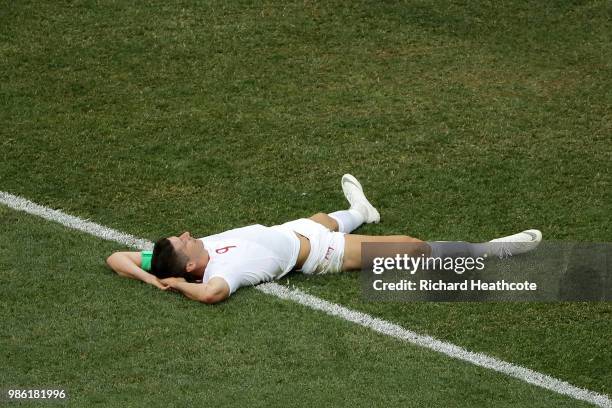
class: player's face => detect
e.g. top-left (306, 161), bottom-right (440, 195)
top-left (168, 232), bottom-right (201, 260)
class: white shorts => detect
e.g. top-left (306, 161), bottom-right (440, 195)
top-left (271, 218), bottom-right (345, 275)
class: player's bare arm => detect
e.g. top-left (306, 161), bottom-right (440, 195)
top-left (161, 276), bottom-right (230, 304)
top-left (106, 251), bottom-right (168, 290)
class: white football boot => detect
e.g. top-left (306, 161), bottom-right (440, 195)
top-left (341, 174), bottom-right (380, 223)
top-left (488, 229), bottom-right (542, 258)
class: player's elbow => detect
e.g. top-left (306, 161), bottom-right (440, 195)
top-left (198, 277), bottom-right (230, 304)
top-left (106, 252), bottom-right (126, 276)
top-left (106, 253), bottom-right (118, 269)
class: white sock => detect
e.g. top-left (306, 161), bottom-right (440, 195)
top-left (329, 209), bottom-right (365, 233)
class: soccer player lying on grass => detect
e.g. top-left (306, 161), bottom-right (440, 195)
top-left (106, 174), bottom-right (542, 304)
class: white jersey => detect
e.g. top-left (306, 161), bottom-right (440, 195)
top-left (200, 224), bottom-right (300, 294)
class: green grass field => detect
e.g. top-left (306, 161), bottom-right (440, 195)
top-left (1, 1), bottom-right (611, 406)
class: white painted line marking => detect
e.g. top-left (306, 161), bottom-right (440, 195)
top-left (1, 190), bottom-right (610, 408)
top-left (0, 192), bottom-right (152, 251)
top-left (258, 282), bottom-right (611, 407)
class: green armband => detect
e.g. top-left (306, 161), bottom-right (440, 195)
top-left (141, 251), bottom-right (153, 272)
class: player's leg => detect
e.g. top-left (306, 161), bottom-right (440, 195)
top-left (342, 234), bottom-right (430, 271)
top-left (341, 229), bottom-right (543, 272)
top-left (427, 230), bottom-right (543, 260)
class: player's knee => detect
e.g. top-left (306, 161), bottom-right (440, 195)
top-left (309, 213), bottom-right (338, 231)
top-left (308, 212), bottom-right (326, 224)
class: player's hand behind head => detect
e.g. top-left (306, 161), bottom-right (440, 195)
top-left (148, 277), bottom-right (171, 291)
top-left (160, 277), bottom-right (187, 288)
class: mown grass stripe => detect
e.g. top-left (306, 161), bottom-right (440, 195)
top-left (1, 190), bottom-right (610, 408)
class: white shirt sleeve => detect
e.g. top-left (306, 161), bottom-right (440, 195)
top-left (208, 270), bottom-right (241, 295)
top-left (208, 254), bottom-right (282, 295)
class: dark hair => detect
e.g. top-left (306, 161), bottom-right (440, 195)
top-left (151, 237), bottom-right (188, 280)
